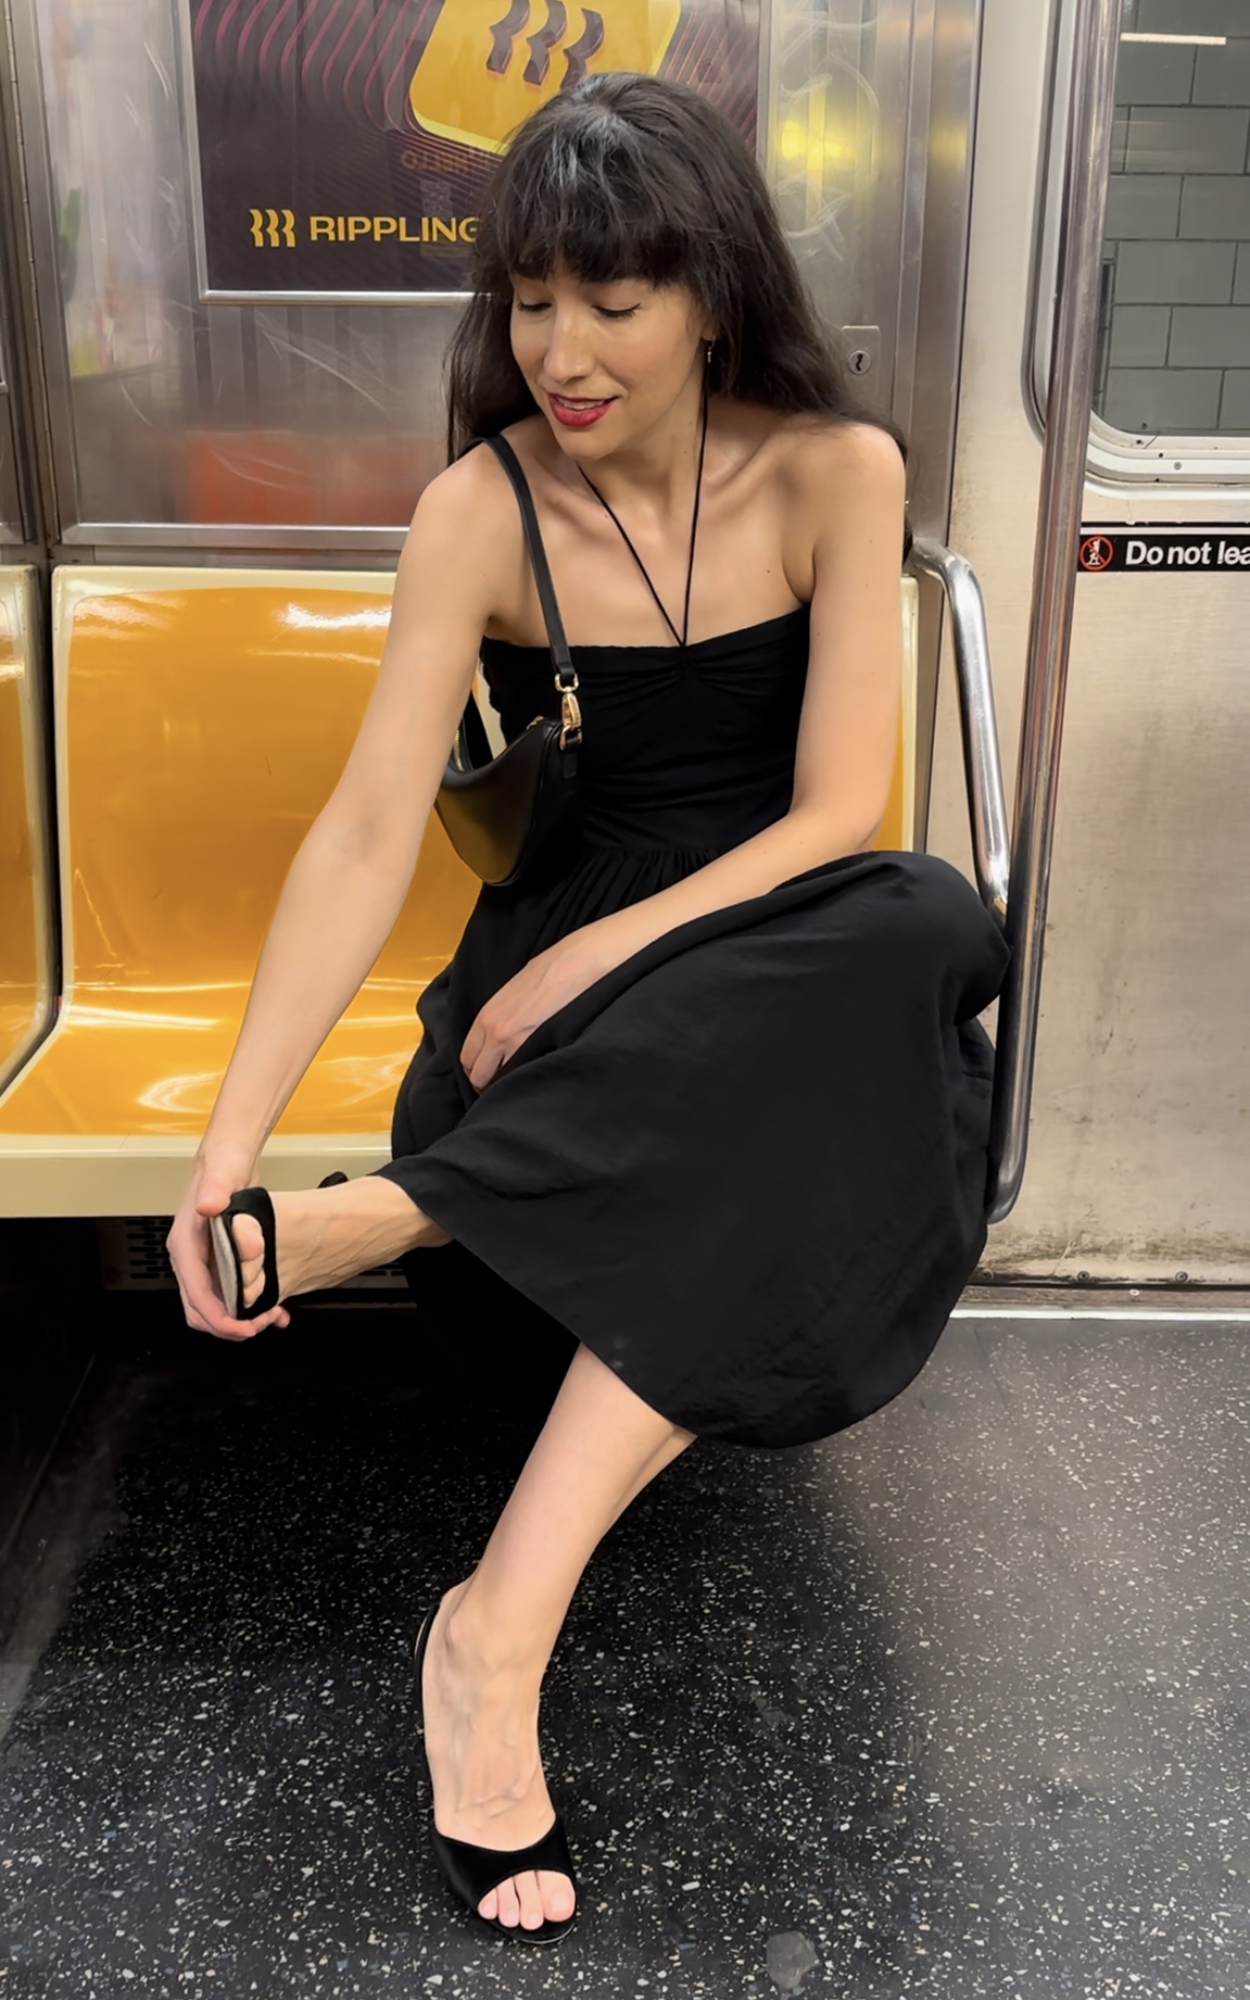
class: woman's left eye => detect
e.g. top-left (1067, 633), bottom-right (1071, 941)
top-left (597, 305), bottom-right (638, 321)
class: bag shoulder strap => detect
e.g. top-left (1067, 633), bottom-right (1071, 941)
top-left (470, 434), bottom-right (576, 687)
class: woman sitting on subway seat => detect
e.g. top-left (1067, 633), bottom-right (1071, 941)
top-left (167, 72), bottom-right (1009, 1948)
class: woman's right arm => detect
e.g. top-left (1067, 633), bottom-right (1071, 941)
top-left (167, 449), bottom-right (507, 1337)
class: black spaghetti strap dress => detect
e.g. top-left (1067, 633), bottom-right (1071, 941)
top-left (376, 540), bottom-right (1009, 1450)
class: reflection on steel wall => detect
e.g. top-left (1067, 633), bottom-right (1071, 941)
top-left (765, 2), bottom-right (888, 370)
top-left (7, 0), bottom-right (954, 546)
top-left (16, 0), bottom-right (463, 540)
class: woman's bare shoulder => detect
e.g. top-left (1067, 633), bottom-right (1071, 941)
top-left (716, 401), bottom-right (903, 510)
top-left (389, 445), bottom-right (534, 645)
top-left (733, 411), bottom-right (904, 599)
top-left (407, 440), bottom-right (525, 538)
top-left (770, 410), bottom-right (905, 497)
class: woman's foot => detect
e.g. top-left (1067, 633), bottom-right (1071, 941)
top-left (421, 1581), bottom-right (577, 1933)
top-left (228, 1179), bottom-right (448, 1312)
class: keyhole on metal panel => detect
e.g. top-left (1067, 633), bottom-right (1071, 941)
top-left (848, 349), bottom-right (872, 376)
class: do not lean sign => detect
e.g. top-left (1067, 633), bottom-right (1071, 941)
top-left (1078, 530), bottom-right (1250, 574)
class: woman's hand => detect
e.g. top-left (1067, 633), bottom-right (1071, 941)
top-left (166, 1145), bottom-right (292, 1341)
top-left (460, 933), bottom-right (613, 1091)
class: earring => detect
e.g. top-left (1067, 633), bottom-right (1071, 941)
top-left (706, 340), bottom-right (714, 367)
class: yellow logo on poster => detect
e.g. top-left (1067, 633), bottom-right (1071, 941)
top-left (409, 0), bottom-right (681, 155)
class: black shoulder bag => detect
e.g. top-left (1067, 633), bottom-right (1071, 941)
top-left (433, 435), bottom-right (582, 889)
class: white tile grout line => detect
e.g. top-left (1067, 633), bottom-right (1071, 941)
top-left (952, 1307), bottom-right (1250, 1322)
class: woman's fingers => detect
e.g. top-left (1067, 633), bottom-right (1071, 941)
top-left (167, 1175), bottom-right (290, 1340)
top-left (176, 1247), bottom-right (290, 1340)
top-left (461, 1019), bottom-right (497, 1091)
top-left (461, 1001), bottom-right (530, 1090)
top-left (166, 1209), bottom-right (217, 1314)
top-left (168, 1208), bottom-right (251, 1339)
top-left (460, 941), bottom-right (597, 1091)
top-left (465, 1036), bottom-right (511, 1092)
top-left (193, 1171), bottom-right (235, 1221)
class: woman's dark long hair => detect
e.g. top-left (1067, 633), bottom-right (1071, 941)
top-left (445, 72), bottom-right (903, 471)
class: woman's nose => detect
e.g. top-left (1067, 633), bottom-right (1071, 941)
top-left (543, 313), bottom-right (594, 384)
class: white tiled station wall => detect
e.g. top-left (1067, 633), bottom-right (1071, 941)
top-left (1100, 0), bottom-right (1250, 435)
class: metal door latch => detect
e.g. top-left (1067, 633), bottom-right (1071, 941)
top-left (840, 326), bottom-right (881, 377)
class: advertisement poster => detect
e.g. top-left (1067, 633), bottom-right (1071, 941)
top-left (185, 0), bottom-right (762, 299)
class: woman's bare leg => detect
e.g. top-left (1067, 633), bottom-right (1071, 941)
top-left (422, 1339), bottom-right (698, 1932)
top-left (233, 1187), bottom-right (696, 1927)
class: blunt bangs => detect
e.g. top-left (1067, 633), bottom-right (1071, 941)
top-left (482, 117), bottom-right (696, 295)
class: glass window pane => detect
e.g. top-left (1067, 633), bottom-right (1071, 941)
top-left (1096, 0), bottom-right (1250, 437)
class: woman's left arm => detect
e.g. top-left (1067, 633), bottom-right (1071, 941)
top-left (462, 422), bottom-right (907, 1089)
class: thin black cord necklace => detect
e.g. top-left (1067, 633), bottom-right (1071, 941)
top-left (577, 386), bottom-right (710, 649)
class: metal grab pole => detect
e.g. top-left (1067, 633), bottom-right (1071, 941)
top-left (987, 0), bottom-right (1122, 1224)
top-left (910, 541), bottom-right (1010, 928)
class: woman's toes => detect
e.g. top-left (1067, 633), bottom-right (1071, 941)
top-left (230, 1213), bottom-right (266, 1307)
top-left (541, 1869), bottom-right (576, 1920)
top-left (489, 1876), bottom-right (522, 1928)
top-left (520, 1871), bottom-right (550, 1930)
top-left (478, 1871), bottom-right (573, 1930)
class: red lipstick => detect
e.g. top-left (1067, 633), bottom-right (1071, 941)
top-left (547, 393), bottom-right (614, 429)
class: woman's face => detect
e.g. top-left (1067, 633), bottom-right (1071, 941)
top-left (509, 262), bottom-right (713, 460)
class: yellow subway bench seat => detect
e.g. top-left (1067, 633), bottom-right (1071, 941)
top-left (0, 571), bottom-right (477, 1216)
top-left (0, 569), bottom-right (916, 1218)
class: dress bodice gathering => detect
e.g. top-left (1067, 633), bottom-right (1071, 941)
top-left (479, 605), bottom-right (811, 864)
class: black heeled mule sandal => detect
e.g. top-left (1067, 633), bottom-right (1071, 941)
top-left (209, 1171), bottom-right (349, 1322)
top-left (413, 1601), bottom-right (580, 1945)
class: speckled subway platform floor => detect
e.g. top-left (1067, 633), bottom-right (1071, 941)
top-left (1, 1305), bottom-right (1249, 2000)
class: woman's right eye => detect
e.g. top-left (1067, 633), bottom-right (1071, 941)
top-left (513, 299), bottom-right (550, 315)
